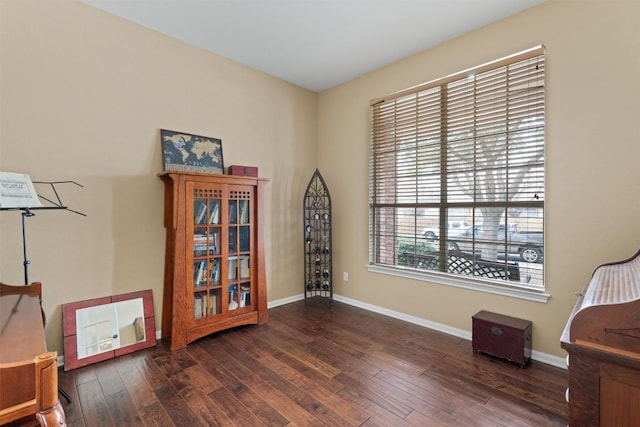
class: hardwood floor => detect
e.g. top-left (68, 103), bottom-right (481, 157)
top-left (56, 298), bottom-right (568, 426)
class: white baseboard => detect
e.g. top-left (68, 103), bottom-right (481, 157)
top-left (268, 293), bottom-right (305, 308)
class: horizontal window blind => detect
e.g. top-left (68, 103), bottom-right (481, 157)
top-left (369, 46), bottom-right (545, 289)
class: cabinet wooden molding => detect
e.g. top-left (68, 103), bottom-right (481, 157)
top-left (159, 171), bottom-right (268, 351)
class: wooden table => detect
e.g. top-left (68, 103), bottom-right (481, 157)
top-left (0, 283), bottom-right (66, 426)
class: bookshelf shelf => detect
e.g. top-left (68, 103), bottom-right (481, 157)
top-left (159, 171), bottom-right (268, 351)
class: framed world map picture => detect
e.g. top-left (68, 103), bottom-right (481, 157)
top-left (161, 129), bottom-right (224, 174)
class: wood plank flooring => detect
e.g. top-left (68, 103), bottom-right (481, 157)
top-left (56, 298), bottom-right (568, 426)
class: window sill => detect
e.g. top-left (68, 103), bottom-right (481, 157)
top-left (367, 264), bottom-right (550, 303)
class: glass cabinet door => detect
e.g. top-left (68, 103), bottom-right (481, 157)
top-left (191, 188), bottom-right (222, 320)
top-left (228, 192), bottom-right (252, 311)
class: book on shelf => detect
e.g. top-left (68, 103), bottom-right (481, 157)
top-left (228, 257), bottom-right (238, 280)
top-left (240, 291), bottom-right (248, 307)
top-left (239, 226), bottom-right (250, 252)
top-left (240, 284), bottom-right (250, 307)
top-left (194, 295), bottom-right (203, 319)
top-left (195, 201), bottom-right (207, 224)
top-left (210, 231), bottom-right (219, 254)
top-left (209, 293), bottom-right (217, 315)
top-left (239, 256), bottom-right (250, 279)
top-left (239, 200), bottom-right (249, 223)
top-left (194, 260), bottom-right (207, 286)
top-left (210, 259), bottom-right (220, 284)
top-left (209, 201), bottom-right (219, 224)
top-left (228, 227), bottom-right (237, 253)
top-left (193, 261), bottom-right (201, 284)
top-left (229, 201), bottom-right (237, 223)
top-left (194, 232), bottom-right (218, 255)
top-left (193, 243), bottom-right (206, 257)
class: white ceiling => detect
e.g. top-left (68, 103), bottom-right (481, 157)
top-left (81, 0), bottom-right (546, 92)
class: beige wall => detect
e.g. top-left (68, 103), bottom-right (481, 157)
top-left (319, 0), bottom-right (640, 358)
top-left (0, 0), bottom-right (317, 354)
top-left (1, 0), bottom-right (639, 361)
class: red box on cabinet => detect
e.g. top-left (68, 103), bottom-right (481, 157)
top-left (228, 165), bottom-right (258, 177)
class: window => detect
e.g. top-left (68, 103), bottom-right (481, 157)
top-left (369, 46), bottom-right (545, 295)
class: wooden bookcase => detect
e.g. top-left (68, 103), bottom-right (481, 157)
top-left (159, 171), bottom-right (268, 351)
